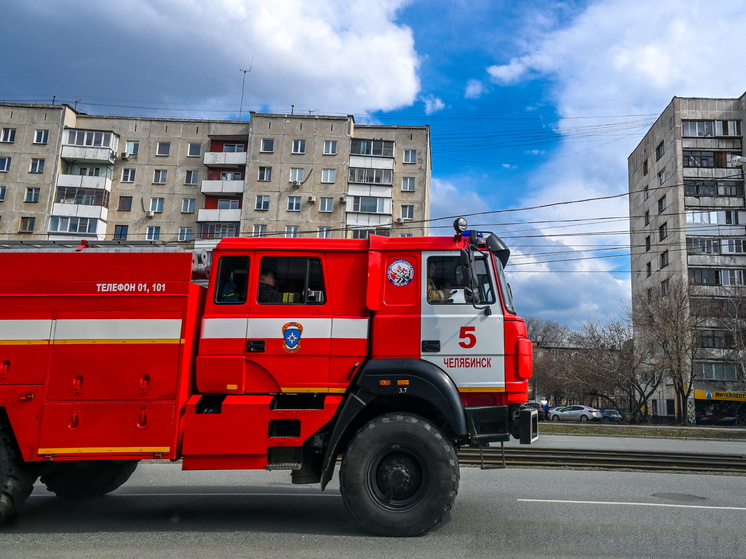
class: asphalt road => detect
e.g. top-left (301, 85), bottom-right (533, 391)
top-left (4, 460), bottom-right (745, 558)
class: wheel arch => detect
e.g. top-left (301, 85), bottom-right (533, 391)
top-left (320, 358), bottom-right (466, 490)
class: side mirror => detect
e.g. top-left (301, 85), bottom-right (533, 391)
top-left (460, 248), bottom-right (472, 286)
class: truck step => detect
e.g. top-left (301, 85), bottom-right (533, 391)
top-left (266, 463), bottom-right (301, 470)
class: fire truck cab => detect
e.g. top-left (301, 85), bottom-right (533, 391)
top-left (0, 220), bottom-right (535, 536)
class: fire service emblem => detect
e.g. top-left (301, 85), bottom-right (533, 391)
top-left (282, 322), bottom-right (303, 353)
top-left (387, 259), bottom-right (414, 286)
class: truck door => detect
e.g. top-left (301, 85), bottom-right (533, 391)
top-left (419, 251), bottom-right (505, 392)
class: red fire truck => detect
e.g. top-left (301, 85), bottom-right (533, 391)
top-left (0, 219), bottom-right (535, 536)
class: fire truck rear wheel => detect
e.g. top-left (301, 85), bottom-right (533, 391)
top-left (0, 428), bottom-right (38, 523)
top-left (339, 412), bottom-right (459, 537)
top-left (40, 460), bottom-right (139, 499)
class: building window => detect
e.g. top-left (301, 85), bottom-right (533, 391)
top-left (258, 166), bottom-right (272, 181)
top-left (351, 139), bottom-right (394, 157)
top-left (698, 331), bottom-right (732, 349)
top-left (200, 222), bottom-right (239, 239)
top-left (79, 167), bottom-right (100, 177)
top-left (252, 224), bottom-right (267, 237)
top-left (687, 238), bottom-right (720, 254)
top-left (118, 196), bottom-right (132, 211)
top-left (659, 222), bottom-right (667, 241)
top-left (0, 157), bottom-right (10, 172)
top-left (292, 139), bottom-right (306, 154)
top-left (693, 362), bottom-right (739, 381)
top-left (646, 262), bottom-right (651, 277)
top-left (401, 205), bottom-right (414, 220)
top-left (319, 197), bottom-right (333, 212)
top-left (290, 168), bottom-right (304, 183)
top-left (217, 199), bottom-right (239, 210)
top-left (1, 129), bottom-right (16, 143)
top-left (645, 236), bottom-right (651, 252)
top-left (285, 225), bottom-right (300, 238)
top-left (318, 227), bottom-right (332, 238)
top-left (188, 143), bottom-right (201, 157)
top-left (19, 217), bottom-right (35, 232)
top-left (24, 188), bottom-right (40, 203)
top-left (34, 130), bottom-right (49, 144)
top-left (185, 170), bottom-right (199, 185)
top-left (644, 210), bottom-right (649, 225)
top-left (683, 151), bottom-right (734, 168)
top-left (221, 171), bottom-right (241, 180)
top-left (348, 168), bottom-right (393, 184)
top-left (689, 268), bottom-right (721, 285)
top-left (260, 138), bottom-right (274, 153)
top-left (403, 149), bottom-right (416, 163)
top-left (55, 187), bottom-right (109, 207)
top-left (658, 196), bottom-right (666, 213)
top-left (402, 177), bottom-right (415, 191)
top-left (126, 140), bottom-right (139, 155)
top-left (660, 251), bottom-right (669, 268)
top-left (323, 140), bottom-right (337, 155)
top-left (321, 169), bottom-right (335, 183)
top-left (686, 210), bottom-right (719, 224)
top-left (352, 196), bottom-right (385, 214)
top-left (656, 141), bottom-right (664, 160)
top-left (181, 198), bottom-right (196, 213)
top-left (726, 210), bottom-right (740, 225)
top-left (121, 168), bottom-right (136, 182)
top-left (0, 186), bottom-right (5, 201)
top-left (156, 142), bottom-right (171, 156)
top-left (146, 226), bottom-right (161, 241)
top-left (683, 120), bottom-right (742, 137)
top-left (150, 198), bottom-right (164, 213)
top-left (49, 216), bottom-right (96, 234)
top-left (153, 169), bottom-right (168, 184)
top-left (224, 144), bottom-right (244, 152)
top-left (288, 196), bottom-right (301, 211)
top-left (29, 159), bottom-right (45, 174)
top-left (658, 169), bottom-right (666, 186)
top-left (723, 239), bottom-right (745, 254)
top-left (66, 130), bottom-right (112, 147)
top-left (114, 225), bottom-right (128, 240)
top-left (178, 227), bottom-right (193, 242)
top-left (661, 278), bottom-right (670, 296)
top-left (255, 195), bottom-right (270, 211)
top-left (643, 159), bottom-right (648, 176)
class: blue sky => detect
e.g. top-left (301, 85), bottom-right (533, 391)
top-left (3, 0), bottom-right (746, 326)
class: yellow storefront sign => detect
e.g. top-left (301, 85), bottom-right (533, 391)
top-left (694, 390), bottom-right (746, 401)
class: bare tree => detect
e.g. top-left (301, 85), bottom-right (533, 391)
top-left (525, 317), bottom-right (571, 402)
top-left (632, 275), bottom-right (705, 425)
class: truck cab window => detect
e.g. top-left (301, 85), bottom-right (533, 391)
top-left (427, 256), bottom-right (495, 305)
top-left (258, 256), bottom-right (326, 305)
top-left (215, 255), bottom-right (250, 304)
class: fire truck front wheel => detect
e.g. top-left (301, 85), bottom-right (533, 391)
top-left (40, 460), bottom-right (139, 499)
top-left (339, 413), bottom-right (459, 537)
top-left (0, 427), bottom-right (38, 523)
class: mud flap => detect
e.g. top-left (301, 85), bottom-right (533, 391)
top-left (519, 408), bottom-right (538, 444)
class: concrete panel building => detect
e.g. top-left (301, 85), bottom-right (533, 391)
top-left (0, 104), bottom-right (430, 250)
top-left (628, 93), bottom-right (746, 423)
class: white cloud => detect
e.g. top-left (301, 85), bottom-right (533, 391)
top-left (502, 163), bottom-right (517, 169)
top-left (464, 79), bottom-right (485, 99)
top-left (3, 0), bottom-right (421, 115)
top-left (525, 149), bottom-right (546, 155)
top-left (422, 95), bottom-right (445, 115)
top-left (428, 178), bottom-right (491, 231)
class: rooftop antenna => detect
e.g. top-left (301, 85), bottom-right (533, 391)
top-left (74, 99), bottom-right (81, 110)
top-left (308, 109), bottom-right (318, 115)
top-left (291, 104), bottom-right (294, 115)
top-left (238, 56), bottom-right (254, 121)
top-left (52, 95), bottom-right (56, 105)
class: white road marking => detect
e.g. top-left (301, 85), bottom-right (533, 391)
top-left (31, 492), bottom-right (340, 498)
top-left (518, 498), bottom-right (746, 511)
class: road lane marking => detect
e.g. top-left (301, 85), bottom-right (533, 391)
top-left (518, 499), bottom-right (746, 511)
top-left (30, 492), bottom-right (340, 498)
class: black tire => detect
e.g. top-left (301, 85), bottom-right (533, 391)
top-left (41, 460), bottom-right (138, 498)
top-left (602, 417), bottom-right (611, 423)
top-left (580, 415), bottom-right (589, 422)
top-left (0, 427), bottom-right (38, 523)
top-left (339, 413), bottom-right (459, 537)
top-left (552, 415), bottom-right (560, 422)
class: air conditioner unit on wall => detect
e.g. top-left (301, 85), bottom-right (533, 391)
top-left (339, 196), bottom-right (347, 203)
top-left (396, 217), bottom-right (403, 223)
top-left (145, 210), bottom-right (154, 218)
top-left (292, 181), bottom-right (301, 187)
top-left (307, 196), bottom-right (316, 203)
top-left (121, 152), bottom-right (130, 160)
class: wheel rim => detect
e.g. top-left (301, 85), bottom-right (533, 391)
top-left (552, 416), bottom-right (559, 421)
top-left (366, 446), bottom-right (429, 511)
top-left (581, 415), bottom-right (588, 422)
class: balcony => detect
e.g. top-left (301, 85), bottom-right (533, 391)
top-left (201, 180), bottom-right (244, 195)
top-left (197, 208), bottom-right (242, 222)
top-left (203, 152), bottom-right (247, 167)
top-left (52, 203), bottom-right (108, 222)
top-left (61, 145), bottom-right (116, 164)
top-left (57, 174), bottom-right (112, 191)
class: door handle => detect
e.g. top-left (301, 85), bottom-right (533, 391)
top-left (246, 340), bottom-right (266, 352)
top-left (422, 340), bottom-right (440, 352)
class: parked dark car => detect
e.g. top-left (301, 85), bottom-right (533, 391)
top-left (599, 408), bottom-right (623, 422)
top-left (521, 402), bottom-right (546, 421)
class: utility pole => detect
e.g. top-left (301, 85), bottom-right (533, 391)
top-left (238, 56), bottom-right (254, 121)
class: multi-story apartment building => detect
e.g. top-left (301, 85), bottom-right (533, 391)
top-left (0, 103), bottom-right (430, 250)
top-left (628, 93), bottom-right (746, 424)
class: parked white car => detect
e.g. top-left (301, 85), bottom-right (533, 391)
top-left (548, 405), bottom-right (602, 422)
